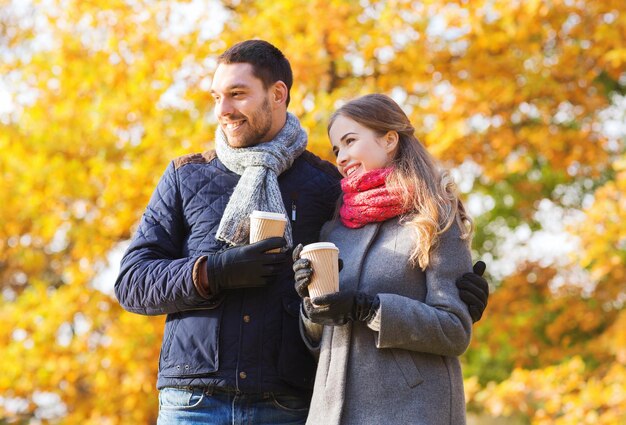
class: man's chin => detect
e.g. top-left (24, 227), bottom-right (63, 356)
top-left (226, 136), bottom-right (259, 148)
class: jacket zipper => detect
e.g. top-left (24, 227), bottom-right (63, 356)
top-left (291, 192), bottom-right (298, 221)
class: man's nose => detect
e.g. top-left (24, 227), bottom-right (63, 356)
top-left (215, 98), bottom-right (234, 117)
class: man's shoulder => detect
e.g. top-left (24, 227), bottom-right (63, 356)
top-left (173, 150), bottom-right (217, 170)
top-left (297, 150), bottom-right (342, 179)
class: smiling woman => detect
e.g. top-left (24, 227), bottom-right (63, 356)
top-left (327, 93), bottom-right (473, 268)
top-left (292, 94), bottom-right (482, 425)
top-left (329, 115), bottom-right (399, 178)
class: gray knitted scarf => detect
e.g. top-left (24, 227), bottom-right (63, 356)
top-left (215, 112), bottom-right (307, 248)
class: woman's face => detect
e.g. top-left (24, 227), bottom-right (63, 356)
top-left (329, 115), bottom-right (398, 178)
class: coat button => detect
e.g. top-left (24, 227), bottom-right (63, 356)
top-left (239, 371), bottom-right (247, 379)
top-left (243, 315), bottom-right (250, 323)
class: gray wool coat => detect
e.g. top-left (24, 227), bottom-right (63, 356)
top-left (301, 218), bottom-right (473, 425)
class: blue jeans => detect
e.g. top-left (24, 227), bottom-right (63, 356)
top-left (156, 386), bottom-right (310, 425)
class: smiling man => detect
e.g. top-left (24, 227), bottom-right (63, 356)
top-left (114, 40), bottom-right (489, 425)
top-left (115, 40), bottom-right (343, 425)
top-left (211, 62), bottom-right (281, 147)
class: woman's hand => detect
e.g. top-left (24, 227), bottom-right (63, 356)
top-left (292, 244), bottom-right (312, 298)
top-left (304, 291), bottom-right (379, 326)
top-left (292, 243), bottom-right (344, 299)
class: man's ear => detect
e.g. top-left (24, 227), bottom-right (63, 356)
top-left (271, 81), bottom-right (288, 107)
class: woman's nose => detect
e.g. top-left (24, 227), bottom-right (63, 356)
top-left (336, 149), bottom-right (348, 166)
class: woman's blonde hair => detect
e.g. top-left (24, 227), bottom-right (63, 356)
top-left (328, 94), bottom-right (473, 270)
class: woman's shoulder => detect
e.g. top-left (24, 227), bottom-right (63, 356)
top-left (320, 219), bottom-right (342, 241)
top-left (438, 216), bottom-right (471, 246)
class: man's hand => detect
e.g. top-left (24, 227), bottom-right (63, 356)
top-left (456, 261), bottom-right (489, 323)
top-left (206, 237), bottom-right (287, 295)
top-left (304, 290), bottom-right (379, 326)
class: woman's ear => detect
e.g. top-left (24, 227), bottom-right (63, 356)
top-left (383, 131), bottom-right (399, 154)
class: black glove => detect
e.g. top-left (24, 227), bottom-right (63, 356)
top-left (292, 243), bottom-right (343, 299)
top-left (456, 261), bottom-right (489, 323)
top-left (206, 237), bottom-right (287, 295)
top-left (304, 290), bottom-right (380, 326)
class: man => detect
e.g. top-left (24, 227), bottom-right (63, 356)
top-left (114, 40), bottom-right (489, 425)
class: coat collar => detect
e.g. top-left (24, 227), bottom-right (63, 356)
top-left (332, 221), bottom-right (382, 292)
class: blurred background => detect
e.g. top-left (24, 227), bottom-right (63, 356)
top-left (1, 0), bottom-right (625, 423)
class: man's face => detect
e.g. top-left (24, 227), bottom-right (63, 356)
top-left (210, 63), bottom-right (274, 148)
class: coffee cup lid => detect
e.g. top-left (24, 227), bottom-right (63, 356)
top-left (300, 242), bottom-right (339, 254)
top-left (250, 210), bottom-right (287, 221)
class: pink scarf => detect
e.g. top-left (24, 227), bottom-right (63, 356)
top-left (340, 168), bottom-right (408, 228)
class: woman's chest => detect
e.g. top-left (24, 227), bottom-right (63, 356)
top-left (326, 221), bottom-right (426, 300)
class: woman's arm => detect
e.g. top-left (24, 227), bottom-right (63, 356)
top-left (373, 222), bottom-right (473, 356)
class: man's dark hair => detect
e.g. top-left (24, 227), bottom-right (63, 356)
top-left (218, 39), bottom-right (293, 106)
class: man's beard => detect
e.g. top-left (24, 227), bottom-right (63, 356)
top-left (225, 97), bottom-right (273, 148)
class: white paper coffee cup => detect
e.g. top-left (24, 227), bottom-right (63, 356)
top-left (250, 210), bottom-right (287, 253)
top-left (300, 242), bottom-right (340, 301)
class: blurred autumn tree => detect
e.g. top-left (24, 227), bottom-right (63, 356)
top-left (1, 0), bottom-right (624, 423)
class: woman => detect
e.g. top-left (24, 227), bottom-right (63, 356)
top-left (293, 94), bottom-right (476, 424)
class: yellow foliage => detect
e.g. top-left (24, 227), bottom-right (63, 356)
top-left (471, 357), bottom-right (626, 424)
top-left (572, 154), bottom-right (626, 305)
top-left (1, 0), bottom-right (625, 423)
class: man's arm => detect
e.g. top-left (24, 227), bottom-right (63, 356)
top-left (114, 161), bottom-right (213, 315)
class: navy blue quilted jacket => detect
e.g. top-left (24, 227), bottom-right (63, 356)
top-left (114, 150), bottom-right (341, 395)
